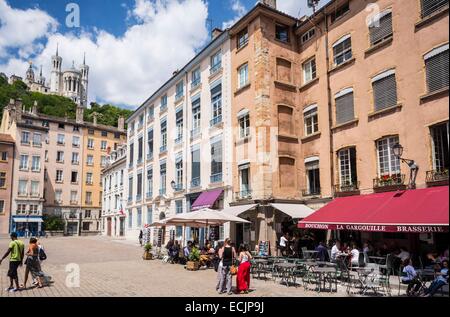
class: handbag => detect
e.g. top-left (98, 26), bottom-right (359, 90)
top-left (230, 250), bottom-right (238, 276)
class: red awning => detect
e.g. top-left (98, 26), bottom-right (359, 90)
top-left (298, 186), bottom-right (449, 233)
top-left (191, 189), bottom-right (223, 211)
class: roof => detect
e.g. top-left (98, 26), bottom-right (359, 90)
top-left (0, 133), bottom-right (15, 144)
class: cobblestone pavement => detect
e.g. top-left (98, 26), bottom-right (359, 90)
top-left (0, 236), bottom-right (355, 297)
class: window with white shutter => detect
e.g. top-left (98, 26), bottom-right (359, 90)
top-left (421, 0), bottom-right (448, 18)
top-left (372, 70), bottom-right (397, 111)
top-left (425, 44), bottom-right (449, 93)
top-left (335, 88), bottom-right (354, 124)
top-left (333, 35), bottom-right (352, 66)
top-left (369, 11), bottom-right (393, 46)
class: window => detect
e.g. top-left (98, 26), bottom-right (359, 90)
top-left (146, 206), bottom-right (153, 225)
top-left (85, 192), bottom-right (92, 204)
top-left (101, 156), bottom-right (107, 167)
top-left (376, 136), bottom-right (401, 176)
top-left (238, 64), bottom-right (249, 88)
top-left (279, 157), bottom-right (296, 188)
top-left (175, 200), bottom-right (183, 214)
top-left (303, 58), bottom-right (316, 84)
top-left (211, 51), bottom-right (222, 74)
top-left (128, 210), bottom-right (133, 228)
top-left (129, 122), bottom-right (135, 135)
top-left (128, 177), bottom-right (133, 201)
top-left (30, 181), bottom-right (39, 197)
top-left (369, 11), bottom-right (393, 46)
top-left (29, 205), bottom-right (38, 214)
top-left (71, 171), bottom-right (78, 183)
top-left (338, 148), bottom-right (358, 186)
top-left (160, 118), bottom-right (167, 153)
top-left (129, 143), bottom-right (134, 167)
top-left (176, 81), bottom-right (184, 100)
top-left (137, 173), bottom-right (143, 200)
top-left (137, 137), bottom-right (143, 162)
top-left (82, 222), bottom-right (90, 231)
top-left (57, 134), bottom-right (65, 145)
top-left (21, 131), bottom-right (30, 144)
top-left (239, 164), bottom-right (250, 195)
top-left (120, 170), bottom-right (124, 185)
top-left (424, 44), bottom-right (449, 93)
top-left (18, 180), bottom-right (27, 196)
top-left (276, 58), bottom-right (292, 83)
top-left (160, 95), bottom-right (168, 112)
top-left (211, 84), bottom-right (222, 126)
top-left (20, 155), bottom-right (29, 170)
top-left (72, 153), bottom-right (79, 165)
top-left (147, 129), bottom-right (154, 160)
top-left (0, 172), bottom-right (6, 188)
top-left (191, 67), bottom-right (201, 89)
top-left (56, 170), bottom-right (64, 183)
top-left (278, 106), bottom-right (294, 136)
top-left (175, 108), bottom-right (183, 143)
top-left (17, 204), bottom-right (27, 214)
top-left (0, 200), bottom-right (4, 213)
top-left (42, 121), bottom-right (49, 128)
top-left (192, 98), bottom-right (201, 137)
top-left (275, 24), bottom-right (289, 43)
top-left (101, 131), bottom-right (108, 137)
top-left (33, 133), bottom-right (42, 146)
top-left (239, 112), bottom-right (250, 138)
top-left (191, 146), bottom-right (200, 187)
top-left (88, 128), bottom-right (94, 135)
top-left (211, 137), bottom-right (223, 183)
top-left (160, 161), bottom-right (167, 195)
top-left (85, 210), bottom-right (91, 218)
top-left (147, 168), bottom-right (153, 197)
top-left (175, 156), bottom-right (183, 190)
top-left (87, 139), bottom-right (94, 149)
top-left (237, 28), bottom-right (249, 49)
top-left (301, 28), bottom-right (315, 43)
top-left (86, 173), bottom-right (93, 185)
top-left (148, 105), bottom-right (155, 121)
top-left (101, 141), bottom-right (107, 150)
top-left (58, 123), bottom-right (65, 130)
top-left (137, 208), bottom-right (142, 227)
top-left (1, 151), bottom-right (7, 161)
top-left (87, 155), bottom-right (94, 166)
top-left (372, 70), bottom-right (397, 111)
top-left (73, 136), bottom-right (80, 147)
top-left (73, 126), bottom-right (80, 132)
top-left (333, 35), bottom-right (352, 66)
top-left (330, 2), bottom-right (350, 23)
top-left (55, 190), bottom-right (62, 203)
top-left (335, 88), bottom-right (355, 124)
top-left (56, 151), bottom-right (64, 163)
top-left (431, 122), bottom-right (449, 171)
top-left (31, 156), bottom-right (41, 172)
top-left (421, 0), bottom-right (448, 18)
top-left (303, 105), bottom-right (319, 136)
top-left (138, 115), bottom-right (144, 129)
top-left (305, 159), bottom-right (321, 195)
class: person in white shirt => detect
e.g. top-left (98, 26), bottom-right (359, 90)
top-left (331, 241), bottom-right (341, 262)
top-left (350, 244), bottom-right (360, 267)
top-left (396, 247), bottom-right (411, 262)
top-left (279, 233), bottom-right (289, 256)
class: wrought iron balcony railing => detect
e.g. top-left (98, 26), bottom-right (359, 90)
top-left (426, 169), bottom-right (449, 183)
top-left (373, 174), bottom-right (405, 189)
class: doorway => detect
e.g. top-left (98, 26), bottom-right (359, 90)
top-left (107, 218), bottom-right (112, 236)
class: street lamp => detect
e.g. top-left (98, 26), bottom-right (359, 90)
top-left (392, 143), bottom-right (419, 189)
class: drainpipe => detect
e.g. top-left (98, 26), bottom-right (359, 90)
top-left (9, 142), bottom-right (15, 234)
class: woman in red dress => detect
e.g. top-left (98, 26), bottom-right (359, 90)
top-left (236, 244), bottom-right (252, 294)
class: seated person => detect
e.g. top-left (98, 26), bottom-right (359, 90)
top-left (169, 241), bottom-right (180, 264)
top-left (183, 241), bottom-right (193, 258)
top-left (350, 244), bottom-right (360, 267)
top-left (401, 258), bottom-right (422, 296)
top-left (315, 242), bottom-right (329, 262)
top-left (422, 260), bottom-right (449, 297)
top-left (330, 241), bottom-right (342, 263)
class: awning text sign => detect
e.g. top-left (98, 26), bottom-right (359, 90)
top-left (299, 223), bottom-right (449, 233)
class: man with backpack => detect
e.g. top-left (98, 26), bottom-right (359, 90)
top-left (0, 232), bottom-right (25, 293)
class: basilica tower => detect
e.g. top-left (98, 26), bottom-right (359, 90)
top-left (50, 45), bottom-right (63, 93)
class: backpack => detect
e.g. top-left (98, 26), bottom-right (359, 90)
top-left (39, 247), bottom-right (47, 261)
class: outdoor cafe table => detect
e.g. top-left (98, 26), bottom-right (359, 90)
top-left (369, 256), bottom-right (386, 264)
top-left (303, 250), bottom-right (319, 260)
top-left (356, 268), bottom-right (380, 295)
top-left (274, 262), bottom-right (297, 286)
top-left (308, 267), bottom-right (338, 293)
top-left (416, 269), bottom-right (436, 281)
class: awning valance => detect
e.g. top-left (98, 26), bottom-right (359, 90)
top-left (223, 204), bottom-right (258, 217)
top-left (191, 189), bottom-right (223, 211)
top-left (298, 186), bottom-right (449, 233)
top-left (13, 217), bottom-right (44, 223)
top-left (271, 203), bottom-right (315, 219)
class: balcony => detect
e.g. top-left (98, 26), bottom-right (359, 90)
top-left (175, 93), bottom-right (184, 102)
top-left (72, 143), bottom-right (80, 148)
top-left (85, 201), bottom-right (93, 206)
top-left (127, 197), bottom-right (133, 204)
top-left (426, 169), bottom-right (449, 187)
top-left (137, 158), bottom-right (143, 165)
top-left (302, 188), bottom-right (321, 197)
top-left (191, 127), bottom-right (201, 139)
top-left (21, 140), bottom-right (30, 146)
top-left (210, 115), bottom-right (222, 127)
top-left (33, 142), bottom-right (42, 148)
top-left (235, 189), bottom-right (252, 200)
top-left (191, 177), bottom-right (200, 188)
top-left (173, 184), bottom-right (183, 192)
top-left (160, 145), bottom-right (167, 154)
top-left (159, 188), bottom-right (166, 196)
top-left (136, 194), bottom-right (142, 202)
top-left (210, 173), bottom-right (223, 184)
top-left (210, 64), bottom-right (222, 76)
top-left (334, 182), bottom-right (360, 197)
top-left (160, 105), bottom-right (168, 113)
top-left (373, 174), bottom-right (406, 192)
top-left (72, 161), bottom-right (79, 165)
top-left (146, 192), bottom-right (153, 200)
top-left (147, 153), bottom-right (154, 161)
top-left (175, 136), bottom-right (183, 145)
top-left (70, 200), bottom-right (78, 205)
top-left (54, 200), bottom-right (63, 205)
top-left (57, 142), bottom-right (65, 146)
top-left (191, 80), bottom-right (201, 90)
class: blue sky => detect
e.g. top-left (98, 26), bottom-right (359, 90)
top-left (0, 0), bottom-right (327, 108)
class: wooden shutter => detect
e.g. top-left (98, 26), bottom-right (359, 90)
top-left (373, 74), bottom-right (397, 111)
top-left (426, 49), bottom-right (449, 93)
top-left (335, 92), bottom-right (354, 124)
top-left (369, 12), bottom-right (393, 45)
top-left (421, 0), bottom-right (448, 18)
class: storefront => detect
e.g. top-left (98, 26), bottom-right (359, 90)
top-left (12, 216), bottom-right (43, 237)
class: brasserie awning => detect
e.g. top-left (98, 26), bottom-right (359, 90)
top-left (13, 217), bottom-right (44, 223)
top-left (298, 186), bottom-right (449, 233)
top-left (191, 189), bottom-right (223, 211)
top-left (222, 204), bottom-right (258, 216)
top-left (270, 203), bottom-right (315, 219)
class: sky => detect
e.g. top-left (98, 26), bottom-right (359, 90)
top-left (0, 0), bottom-right (330, 109)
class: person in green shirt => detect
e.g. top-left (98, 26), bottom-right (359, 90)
top-left (0, 232), bottom-right (25, 292)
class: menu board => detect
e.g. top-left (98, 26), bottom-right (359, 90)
top-left (258, 241), bottom-right (270, 256)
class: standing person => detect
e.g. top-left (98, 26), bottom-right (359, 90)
top-left (21, 238), bottom-right (45, 289)
top-left (279, 233), bottom-right (288, 256)
top-left (218, 238), bottom-right (236, 295)
top-left (215, 242), bottom-right (224, 292)
top-left (315, 242), bottom-right (330, 262)
top-left (0, 233), bottom-right (25, 293)
top-left (401, 258), bottom-right (422, 296)
top-left (139, 230), bottom-right (143, 246)
top-left (331, 240), bottom-right (342, 263)
top-left (236, 244), bottom-right (252, 294)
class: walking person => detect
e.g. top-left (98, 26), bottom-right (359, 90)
top-left (236, 244), bottom-right (252, 294)
top-left (0, 233), bottom-right (25, 293)
top-left (217, 238), bottom-right (236, 295)
top-left (21, 238), bottom-right (45, 289)
top-left (139, 230), bottom-right (143, 246)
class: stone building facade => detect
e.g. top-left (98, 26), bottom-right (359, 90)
top-left (0, 134), bottom-right (15, 236)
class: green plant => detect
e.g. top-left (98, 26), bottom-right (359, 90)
top-left (43, 215), bottom-right (64, 231)
top-left (188, 247), bottom-right (201, 262)
top-left (144, 243), bottom-right (152, 251)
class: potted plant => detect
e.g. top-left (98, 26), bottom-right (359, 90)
top-left (143, 243), bottom-right (153, 260)
top-left (186, 247), bottom-right (201, 271)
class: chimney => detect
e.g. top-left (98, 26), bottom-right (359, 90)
top-left (32, 101), bottom-right (38, 115)
top-left (212, 28), bottom-right (223, 40)
top-left (76, 106), bottom-right (84, 124)
top-left (260, 0), bottom-right (276, 9)
top-left (172, 70), bottom-right (179, 76)
top-left (118, 116), bottom-right (125, 132)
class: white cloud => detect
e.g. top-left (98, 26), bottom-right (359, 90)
top-left (0, 0), bottom-right (58, 58)
top-left (0, 0), bottom-right (209, 108)
top-left (222, 0), bottom-right (247, 29)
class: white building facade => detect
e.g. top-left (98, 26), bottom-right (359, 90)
top-left (125, 30), bottom-right (234, 246)
top-left (101, 144), bottom-right (127, 238)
